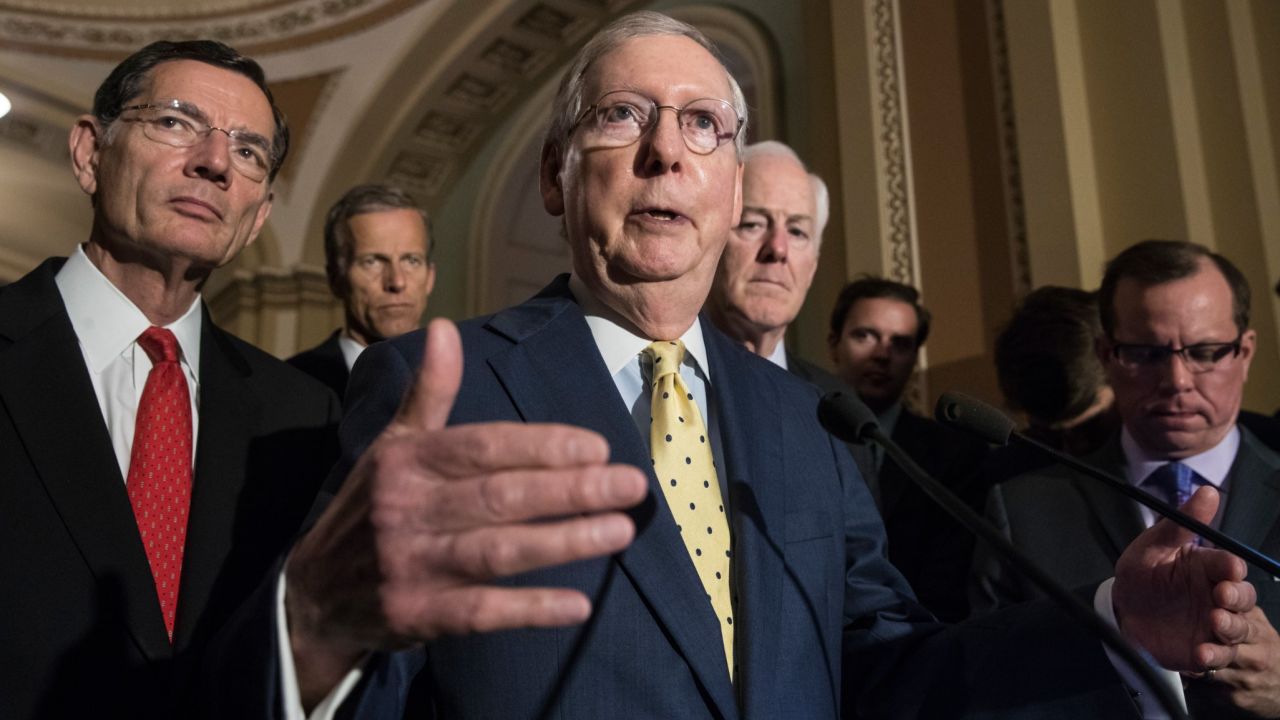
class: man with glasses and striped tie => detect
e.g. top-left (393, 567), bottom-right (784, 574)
top-left (978, 239), bottom-right (1280, 718)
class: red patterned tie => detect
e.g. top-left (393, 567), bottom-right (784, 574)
top-left (126, 327), bottom-right (193, 642)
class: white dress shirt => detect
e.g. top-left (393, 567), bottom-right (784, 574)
top-left (54, 245), bottom-right (202, 479)
top-left (337, 334), bottom-right (365, 372)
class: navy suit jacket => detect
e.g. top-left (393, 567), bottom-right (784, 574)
top-left (0, 258), bottom-right (340, 719)
top-left (211, 276), bottom-right (1141, 719)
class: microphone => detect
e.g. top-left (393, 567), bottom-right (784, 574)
top-left (935, 391), bottom-right (1280, 577)
top-left (818, 391), bottom-right (1188, 720)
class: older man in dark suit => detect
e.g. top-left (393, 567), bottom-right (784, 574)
top-left (208, 14), bottom-right (1262, 720)
top-left (0, 40), bottom-right (338, 719)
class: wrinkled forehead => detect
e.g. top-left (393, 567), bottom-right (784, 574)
top-left (140, 59), bottom-right (275, 135)
top-left (1112, 264), bottom-right (1237, 336)
top-left (583, 34), bottom-right (734, 104)
top-left (743, 155), bottom-right (815, 215)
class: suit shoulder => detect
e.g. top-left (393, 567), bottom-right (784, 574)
top-left (212, 327), bottom-right (338, 406)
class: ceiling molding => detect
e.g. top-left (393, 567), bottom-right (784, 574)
top-left (359, 0), bottom-right (642, 207)
top-left (0, 0), bottom-right (423, 59)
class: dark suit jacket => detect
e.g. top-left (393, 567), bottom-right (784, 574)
top-left (785, 353), bottom-right (880, 502)
top-left (0, 258), bottom-right (341, 720)
top-left (203, 276), bottom-right (1135, 719)
top-left (881, 408), bottom-right (990, 622)
top-left (974, 427), bottom-right (1280, 718)
top-left (288, 329), bottom-right (350, 402)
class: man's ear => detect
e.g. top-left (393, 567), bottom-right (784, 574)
top-left (69, 115), bottom-right (104, 196)
top-left (1238, 328), bottom-right (1257, 381)
top-left (424, 261), bottom-right (437, 297)
top-left (244, 190), bottom-right (273, 250)
top-left (731, 158), bottom-right (744, 226)
top-left (540, 142), bottom-right (565, 216)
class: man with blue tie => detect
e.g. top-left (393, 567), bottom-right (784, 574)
top-left (976, 239), bottom-right (1280, 717)
top-left (219, 16), bottom-right (1264, 720)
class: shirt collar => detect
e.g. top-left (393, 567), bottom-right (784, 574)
top-left (877, 401), bottom-right (905, 437)
top-left (568, 274), bottom-right (711, 381)
top-left (766, 341), bottom-right (788, 370)
top-left (338, 332), bottom-right (366, 371)
top-left (55, 244), bottom-right (203, 377)
top-left (1121, 424), bottom-right (1240, 489)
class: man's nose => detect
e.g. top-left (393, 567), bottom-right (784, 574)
top-left (759, 223), bottom-right (788, 262)
top-left (1157, 351), bottom-right (1196, 392)
top-left (186, 129), bottom-right (233, 183)
top-left (639, 107), bottom-right (687, 175)
top-left (383, 262), bottom-right (407, 292)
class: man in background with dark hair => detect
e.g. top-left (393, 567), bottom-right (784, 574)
top-left (976, 239), bottom-right (1280, 718)
top-left (0, 40), bottom-right (338, 719)
top-left (993, 286), bottom-right (1118, 459)
top-left (289, 183), bottom-right (435, 401)
top-left (826, 277), bottom-right (989, 621)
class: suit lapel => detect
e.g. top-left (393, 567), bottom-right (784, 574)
top-left (0, 262), bottom-right (172, 659)
top-left (709, 328), bottom-right (785, 719)
top-left (174, 314), bottom-right (259, 650)
top-left (1219, 430), bottom-right (1280, 565)
top-left (1071, 440), bottom-right (1145, 561)
top-left (483, 286), bottom-right (738, 719)
top-left (881, 412), bottom-right (921, 518)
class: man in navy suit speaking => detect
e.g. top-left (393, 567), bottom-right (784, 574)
top-left (243, 12), bottom-right (1262, 720)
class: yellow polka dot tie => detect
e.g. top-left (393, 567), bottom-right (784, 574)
top-left (645, 340), bottom-right (734, 679)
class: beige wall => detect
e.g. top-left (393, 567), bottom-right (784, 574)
top-left (790, 0), bottom-right (1278, 416)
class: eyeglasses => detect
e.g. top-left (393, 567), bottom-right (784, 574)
top-left (1108, 334), bottom-right (1243, 373)
top-left (570, 90), bottom-right (742, 154)
top-left (118, 99), bottom-right (275, 182)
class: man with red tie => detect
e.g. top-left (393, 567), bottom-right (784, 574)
top-left (0, 40), bottom-right (338, 719)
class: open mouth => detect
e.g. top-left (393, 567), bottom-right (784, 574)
top-left (634, 206), bottom-right (685, 222)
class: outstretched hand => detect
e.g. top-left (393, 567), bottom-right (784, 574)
top-left (284, 319), bottom-right (648, 707)
top-left (1113, 486), bottom-right (1255, 672)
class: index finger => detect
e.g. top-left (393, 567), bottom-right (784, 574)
top-left (410, 421), bottom-right (612, 476)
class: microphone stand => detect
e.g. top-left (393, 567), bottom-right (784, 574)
top-left (936, 390), bottom-right (1280, 577)
top-left (819, 392), bottom-right (1189, 720)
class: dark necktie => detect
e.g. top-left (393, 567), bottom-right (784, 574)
top-left (126, 326), bottom-right (193, 641)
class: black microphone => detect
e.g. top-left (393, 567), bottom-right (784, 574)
top-left (818, 391), bottom-right (1188, 720)
top-left (935, 391), bottom-right (1280, 577)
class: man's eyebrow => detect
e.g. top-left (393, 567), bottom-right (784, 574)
top-left (176, 99), bottom-right (273, 151)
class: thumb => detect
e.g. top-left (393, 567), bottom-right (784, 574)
top-left (1151, 485), bottom-right (1220, 548)
top-left (396, 318), bottom-right (463, 430)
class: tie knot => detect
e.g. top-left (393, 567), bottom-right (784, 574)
top-left (646, 340), bottom-right (685, 380)
top-left (1145, 461), bottom-right (1199, 500)
top-left (138, 326), bottom-right (181, 364)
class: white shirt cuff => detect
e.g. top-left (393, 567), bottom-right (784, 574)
top-left (1094, 577), bottom-right (1186, 719)
top-left (277, 569), bottom-right (366, 720)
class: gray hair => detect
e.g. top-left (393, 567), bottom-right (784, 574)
top-left (543, 11), bottom-right (749, 160)
top-left (740, 140), bottom-right (830, 247)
